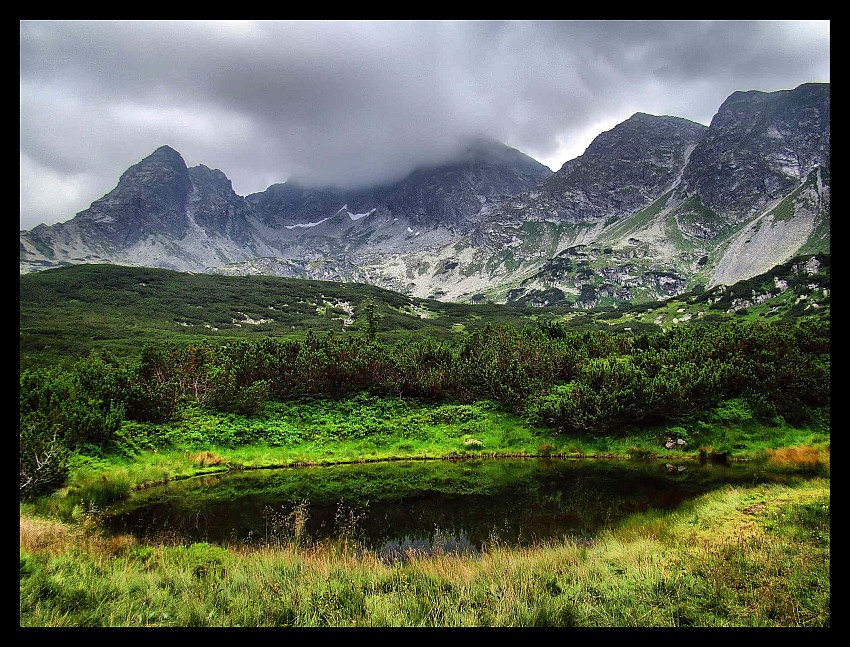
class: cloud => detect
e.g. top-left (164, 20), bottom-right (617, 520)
top-left (20, 20), bottom-right (829, 230)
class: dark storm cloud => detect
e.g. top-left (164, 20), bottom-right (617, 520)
top-left (20, 20), bottom-right (829, 230)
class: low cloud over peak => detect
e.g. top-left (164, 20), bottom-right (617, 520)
top-left (20, 20), bottom-right (829, 230)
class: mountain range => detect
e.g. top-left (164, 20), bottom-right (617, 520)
top-left (20, 82), bottom-right (830, 308)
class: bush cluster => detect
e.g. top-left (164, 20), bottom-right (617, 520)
top-left (19, 318), bottom-right (829, 498)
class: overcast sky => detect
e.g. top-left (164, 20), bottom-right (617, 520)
top-left (20, 20), bottom-right (830, 231)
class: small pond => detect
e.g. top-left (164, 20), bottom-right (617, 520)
top-left (101, 457), bottom-right (795, 561)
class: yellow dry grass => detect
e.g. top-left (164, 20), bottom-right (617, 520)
top-left (189, 451), bottom-right (224, 466)
top-left (20, 513), bottom-right (137, 557)
top-left (765, 445), bottom-right (830, 471)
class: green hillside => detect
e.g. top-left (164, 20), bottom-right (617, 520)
top-left (20, 264), bottom-right (540, 368)
top-left (20, 255), bottom-right (829, 370)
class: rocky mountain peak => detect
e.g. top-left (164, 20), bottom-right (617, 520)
top-left (679, 82), bottom-right (829, 224)
top-left (99, 145), bottom-right (191, 209)
top-left (65, 145), bottom-right (193, 246)
top-left (185, 164), bottom-right (259, 244)
top-left (711, 88), bottom-right (770, 116)
top-left (454, 136), bottom-right (552, 175)
top-left (581, 112), bottom-right (706, 153)
top-left (532, 112), bottom-right (707, 222)
top-left (114, 145), bottom-right (189, 188)
top-left (189, 164), bottom-right (236, 195)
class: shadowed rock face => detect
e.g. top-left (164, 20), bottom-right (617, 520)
top-left (245, 182), bottom-right (348, 229)
top-left (535, 112), bottom-right (708, 222)
top-left (246, 137), bottom-right (553, 231)
top-left (77, 145), bottom-right (194, 246)
top-left (678, 83), bottom-right (830, 224)
top-left (186, 165), bottom-right (258, 247)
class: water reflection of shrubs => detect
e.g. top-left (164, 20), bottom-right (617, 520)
top-left (96, 456), bottom-right (830, 561)
top-left (698, 447), bottom-right (731, 465)
top-left (628, 446), bottom-right (656, 460)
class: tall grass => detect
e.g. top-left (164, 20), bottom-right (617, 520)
top-left (765, 446), bottom-right (830, 473)
top-left (20, 395), bottom-right (830, 626)
top-left (20, 478), bottom-right (829, 627)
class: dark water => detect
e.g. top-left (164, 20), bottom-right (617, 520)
top-left (101, 458), bottom-right (786, 560)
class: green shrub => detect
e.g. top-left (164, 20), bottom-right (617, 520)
top-left (711, 398), bottom-right (754, 424)
top-left (20, 356), bottom-right (127, 449)
top-left (174, 543), bottom-right (230, 580)
top-left (208, 378), bottom-right (270, 417)
top-left (19, 420), bottom-right (68, 500)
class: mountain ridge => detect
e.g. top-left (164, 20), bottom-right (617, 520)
top-left (20, 82), bottom-right (829, 309)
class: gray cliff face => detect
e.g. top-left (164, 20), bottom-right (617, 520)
top-left (677, 82), bottom-right (830, 226)
top-left (528, 113), bottom-right (708, 223)
top-left (708, 166), bottom-right (830, 287)
top-left (186, 164), bottom-right (259, 248)
top-left (77, 145), bottom-right (193, 246)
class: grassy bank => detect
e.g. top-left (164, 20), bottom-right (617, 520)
top-left (20, 476), bottom-right (829, 627)
top-left (24, 396), bottom-right (829, 519)
top-left (20, 395), bottom-right (829, 626)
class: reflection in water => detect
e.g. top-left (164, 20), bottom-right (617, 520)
top-left (101, 458), bottom-right (790, 559)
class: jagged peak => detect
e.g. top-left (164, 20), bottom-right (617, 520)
top-left (144, 145), bottom-right (186, 165)
top-left (622, 112), bottom-right (707, 128)
top-left (715, 82), bottom-right (830, 118)
top-left (578, 112), bottom-right (706, 156)
top-left (152, 144), bottom-right (180, 154)
top-left (113, 145), bottom-right (189, 186)
top-left (189, 164), bottom-right (232, 184)
top-left (115, 145), bottom-right (187, 177)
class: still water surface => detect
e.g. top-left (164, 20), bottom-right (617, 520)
top-left (102, 458), bottom-right (786, 560)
